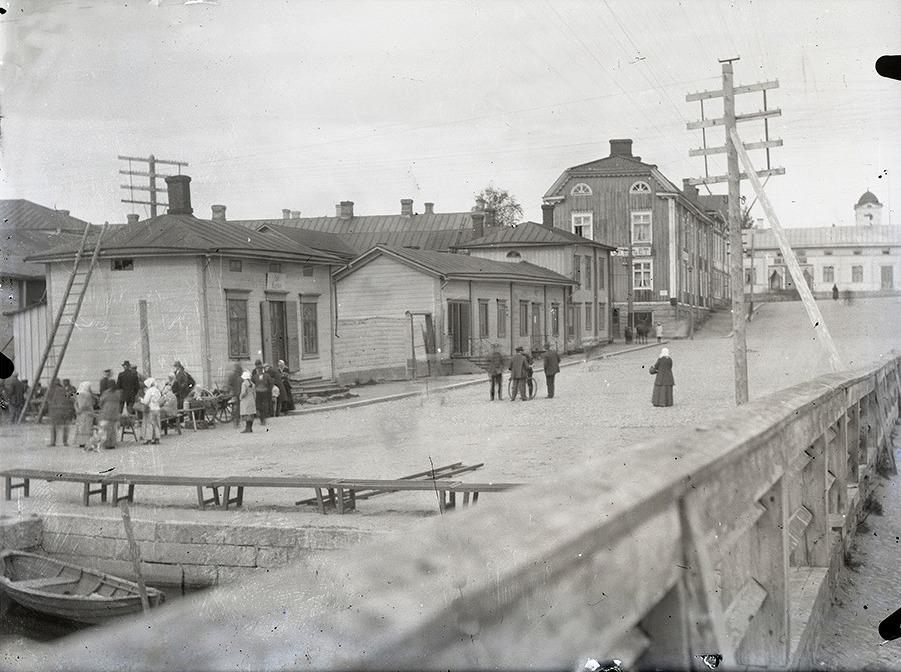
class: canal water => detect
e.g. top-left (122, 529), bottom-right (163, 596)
top-left (0, 584), bottom-right (207, 646)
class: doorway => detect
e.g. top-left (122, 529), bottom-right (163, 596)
top-left (447, 301), bottom-right (471, 356)
top-left (881, 266), bottom-right (894, 290)
top-left (269, 300), bottom-right (288, 366)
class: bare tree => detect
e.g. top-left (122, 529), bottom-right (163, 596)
top-left (473, 184), bottom-right (523, 228)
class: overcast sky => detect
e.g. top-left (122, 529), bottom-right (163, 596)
top-left (1, 0), bottom-right (899, 229)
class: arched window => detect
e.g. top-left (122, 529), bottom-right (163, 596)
top-left (505, 250), bottom-right (522, 260)
top-left (571, 183), bottom-right (592, 195)
top-left (630, 181), bottom-right (651, 194)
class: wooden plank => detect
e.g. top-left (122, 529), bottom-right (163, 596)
top-left (689, 139), bottom-right (782, 157)
top-left (686, 167), bottom-right (785, 186)
top-left (687, 108), bottom-right (781, 129)
top-left (686, 80), bottom-right (780, 101)
top-left (724, 578), bottom-right (768, 649)
top-left (800, 438), bottom-right (830, 567)
top-left (787, 506), bottom-right (813, 553)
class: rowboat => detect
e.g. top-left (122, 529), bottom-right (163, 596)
top-left (0, 550), bottom-right (165, 624)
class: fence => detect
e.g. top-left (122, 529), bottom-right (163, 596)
top-left (50, 357), bottom-right (901, 671)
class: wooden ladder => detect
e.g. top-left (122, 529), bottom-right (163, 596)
top-left (20, 222), bottom-right (107, 423)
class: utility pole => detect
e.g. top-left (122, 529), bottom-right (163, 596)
top-left (119, 155), bottom-right (189, 218)
top-left (686, 58), bottom-right (784, 405)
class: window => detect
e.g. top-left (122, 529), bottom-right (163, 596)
top-left (824, 250), bottom-right (833, 256)
top-left (478, 300), bottom-right (489, 339)
top-left (505, 250), bottom-right (522, 260)
top-left (573, 254), bottom-right (581, 284)
top-left (631, 211), bottom-right (652, 243)
top-left (229, 259), bottom-right (242, 272)
top-left (597, 303), bottom-right (606, 330)
top-left (519, 301), bottom-right (529, 337)
top-left (853, 250), bottom-right (862, 256)
top-left (597, 257), bottom-right (605, 289)
top-left (551, 303), bottom-right (560, 337)
top-left (269, 262), bottom-right (282, 273)
top-left (630, 181), bottom-right (651, 193)
top-left (567, 304), bottom-right (575, 337)
top-left (497, 300), bottom-right (508, 338)
top-left (302, 264), bottom-right (314, 277)
top-left (745, 268), bottom-right (756, 285)
top-left (226, 297), bottom-right (249, 358)
top-left (301, 299), bottom-right (319, 356)
top-left (584, 304), bottom-right (592, 332)
top-left (572, 212), bottom-right (593, 239)
top-left (571, 183), bottom-right (592, 195)
top-left (111, 259), bottom-right (134, 271)
top-left (883, 249), bottom-right (891, 255)
top-left (584, 256), bottom-right (592, 290)
top-left (852, 265), bottom-right (863, 283)
top-left (823, 266), bottom-right (834, 283)
top-left (633, 260), bottom-right (653, 289)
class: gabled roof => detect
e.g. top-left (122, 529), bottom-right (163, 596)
top-left (2, 228), bottom-right (86, 278)
top-left (26, 214), bottom-right (344, 264)
top-left (748, 225), bottom-right (901, 250)
top-left (452, 221), bottom-right (616, 250)
top-left (335, 245), bottom-right (577, 286)
top-left (254, 223), bottom-right (358, 259)
top-left (543, 154), bottom-right (680, 199)
top-left (0, 199), bottom-right (90, 231)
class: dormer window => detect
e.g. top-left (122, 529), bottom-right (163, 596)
top-left (505, 250), bottom-right (522, 260)
top-left (571, 183), bottom-right (592, 196)
top-left (630, 181), bottom-right (651, 194)
top-left (111, 259), bottom-right (134, 271)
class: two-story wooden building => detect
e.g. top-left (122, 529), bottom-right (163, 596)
top-left (26, 176), bottom-right (348, 389)
top-left (542, 139), bottom-right (729, 338)
top-left (452, 220), bottom-right (615, 351)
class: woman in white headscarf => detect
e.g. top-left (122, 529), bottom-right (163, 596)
top-left (649, 347), bottom-right (675, 407)
top-left (239, 370), bottom-right (256, 433)
top-left (73, 381), bottom-right (96, 448)
top-left (141, 378), bottom-right (162, 445)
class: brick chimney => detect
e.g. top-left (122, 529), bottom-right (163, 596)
top-left (424, 202), bottom-right (434, 215)
top-left (282, 209), bottom-right (291, 220)
top-left (471, 211), bottom-right (486, 239)
top-left (126, 213), bottom-right (140, 224)
top-left (211, 205), bottom-right (227, 222)
top-left (339, 201), bottom-right (354, 219)
top-left (290, 210), bottom-right (301, 219)
top-left (611, 138), bottom-right (641, 159)
top-left (165, 175), bottom-right (193, 215)
top-left (484, 208), bottom-right (497, 229)
top-left (682, 179), bottom-right (698, 202)
top-left (401, 199), bottom-right (413, 217)
top-left (541, 203), bottom-right (555, 228)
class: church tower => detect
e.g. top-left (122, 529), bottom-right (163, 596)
top-left (854, 190), bottom-right (882, 226)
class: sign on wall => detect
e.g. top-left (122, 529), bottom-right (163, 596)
top-left (632, 246), bottom-right (652, 257)
top-left (266, 273), bottom-right (286, 291)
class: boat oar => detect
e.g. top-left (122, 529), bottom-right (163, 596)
top-left (119, 500), bottom-right (150, 614)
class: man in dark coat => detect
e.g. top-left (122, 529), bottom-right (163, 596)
top-left (171, 360), bottom-right (195, 408)
top-left (251, 359), bottom-right (272, 425)
top-left (227, 363), bottom-right (244, 427)
top-left (116, 361), bottom-right (141, 413)
top-left (486, 344), bottom-right (505, 401)
top-left (509, 346), bottom-right (530, 401)
top-left (98, 369), bottom-right (114, 395)
top-left (5, 373), bottom-right (26, 422)
top-left (47, 379), bottom-right (74, 446)
top-left (542, 344), bottom-right (561, 399)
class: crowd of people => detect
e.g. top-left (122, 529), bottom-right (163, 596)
top-left (227, 359), bottom-right (294, 433)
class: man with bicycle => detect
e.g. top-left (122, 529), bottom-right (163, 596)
top-left (509, 346), bottom-right (532, 402)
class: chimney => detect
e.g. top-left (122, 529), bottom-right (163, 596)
top-left (126, 213), bottom-right (140, 225)
top-left (682, 179), bottom-right (698, 202)
top-left (471, 211), bottom-right (486, 239)
top-left (401, 199), bottom-right (413, 217)
top-left (165, 175), bottom-right (193, 215)
top-left (484, 208), bottom-right (497, 229)
top-left (541, 203), bottom-right (555, 228)
top-left (609, 138), bottom-right (634, 158)
top-left (211, 205), bottom-right (227, 222)
top-left (282, 209), bottom-right (291, 220)
top-left (290, 210), bottom-right (301, 219)
top-left (339, 201), bottom-right (354, 219)
top-left (424, 202), bottom-right (434, 215)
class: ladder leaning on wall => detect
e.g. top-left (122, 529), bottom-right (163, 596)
top-left (19, 222), bottom-right (108, 423)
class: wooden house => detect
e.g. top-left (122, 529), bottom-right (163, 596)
top-left (452, 220), bottom-right (616, 351)
top-left (25, 177), bottom-right (348, 390)
top-left (543, 139), bottom-right (730, 338)
top-left (332, 245), bottom-right (576, 384)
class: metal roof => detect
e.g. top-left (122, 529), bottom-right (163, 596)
top-left (338, 245), bottom-right (576, 285)
top-left (454, 221), bottom-right (616, 250)
top-left (0, 199), bottom-right (90, 231)
top-left (254, 223), bottom-right (358, 259)
top-left (26, 214), bottom-right (344, 264)
top-left (856, 191), bottom-right (881, 207)
top-left (2, 228), bottom-right (86, 278)
top-left (748, 225), bottom-right (901, 250)
top-left (232, 211), bottom-right (473, 235)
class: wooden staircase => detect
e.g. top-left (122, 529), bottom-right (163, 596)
top-left (289, 376), bottom-right (351, 402)
top-left (20, 223), bottom-right (107, 422)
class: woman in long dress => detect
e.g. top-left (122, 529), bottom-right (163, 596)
top-left (239, 371), bottom-right (257, 434)
top-left (73, 381), bottom-right (95, 448)
top-left (650, 347), bottom-right (675, 407)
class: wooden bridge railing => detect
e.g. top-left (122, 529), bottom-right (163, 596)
top-left (49, 357), bottom-right (901, 671)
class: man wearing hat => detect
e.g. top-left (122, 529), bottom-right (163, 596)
top-left (171, 360), bottom-right (195, 409)
top-left (486, 343), bottom-right (505, 401)
top-left (508, 346), bottom-right (531, 401)
top-left (250, 359), bottom-right (272, 425)
top-left (98, 368), bottom-right (115, 396)
top-left (117, 360), bottom-right (141, 413)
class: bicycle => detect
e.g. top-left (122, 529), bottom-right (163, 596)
top-left (508, 371), bottom-right (538, 400)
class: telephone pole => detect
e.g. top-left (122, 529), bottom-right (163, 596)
top-left (686, 58), bottom-right (784, 405)
top-left (119, 155), bottom-right (189, 218)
